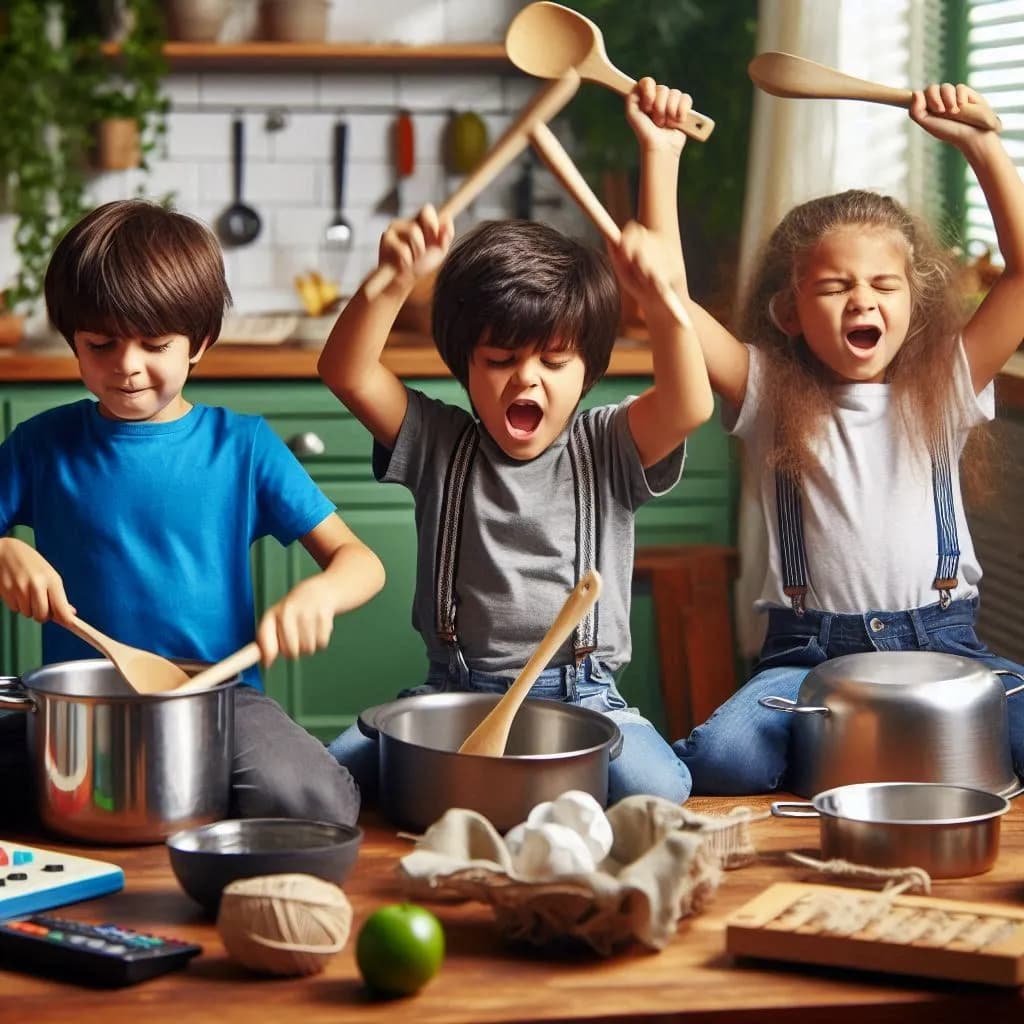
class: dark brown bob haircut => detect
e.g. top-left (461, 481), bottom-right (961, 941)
top-left (45, 199), bottom-right (231, 355)
top-left (431, 219), bottom-right (620, 393)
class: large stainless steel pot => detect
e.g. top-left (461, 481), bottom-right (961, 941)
top-left (759, 651), bottom-right (1024, 798)
top-left (358, 692), bottom-right (623, 832)
top-left (0, 659), bottom-right (237, 844)
top-left (772, 782), bottom-right (1010, 878)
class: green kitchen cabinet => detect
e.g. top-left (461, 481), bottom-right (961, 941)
top-left (0, 377), bottom-right (737, 740)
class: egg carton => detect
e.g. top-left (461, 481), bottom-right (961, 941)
top-left (399, 795), bottom-right (731, 955)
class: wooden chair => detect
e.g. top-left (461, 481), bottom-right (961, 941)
top-left (632, 544), bottom-right (739, 739)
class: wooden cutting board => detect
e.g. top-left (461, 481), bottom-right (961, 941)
top-left (726, 882), bottom-right (1024, 986)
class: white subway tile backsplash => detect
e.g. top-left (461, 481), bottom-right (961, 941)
top-left (442, 0), bottom-right (519, 42)
top-left (198, 72), bottom-right (319, 108)
top-left (396, 74), bottom-right (504, 112)
top-left (162, 74), bottom-right (201, 106)
top-left (317, 74), bottom-right (399, 109)
top-left (329, 0), bottom-right (445, 45)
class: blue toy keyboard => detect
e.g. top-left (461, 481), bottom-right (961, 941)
top-left (0, 842), bottom-right (123, 920)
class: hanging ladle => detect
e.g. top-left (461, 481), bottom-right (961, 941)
top-left (505, 1), bottom-right (715, 142)
top-left (748, 51), bottom-right (1002, 132)
top-left (325, 119), bottom-right (353, 249)
top-left (64, 616), bottom-right (189, 694)
top-left (217, 115), bottom-right (262, 247)
top-left (458, 569), bottom-right (602, 757)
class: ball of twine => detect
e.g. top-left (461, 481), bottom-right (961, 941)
top-left (217, 873), bottom-right (353, 976)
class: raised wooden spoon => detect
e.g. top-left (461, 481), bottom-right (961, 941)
top-left (458, 569), bottom-right (602, 757)
top-left (64, 615), bottom-right (189, 694)
top-left (748, 51), bottom-right (1002, 132)
top-left (505, 1), bottom-right (715, 142)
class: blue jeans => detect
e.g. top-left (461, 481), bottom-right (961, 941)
top-left (329, 657), bottom-right (691, 806)
top-left (673, 598), bottom-right (1024, 794)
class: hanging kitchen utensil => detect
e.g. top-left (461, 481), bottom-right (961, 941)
top-left (174, 642), bottom-right (262, 694)
top-left (458, 569), bottom-right (602, 757)
top-left (528, 119), bottom-right (692, 329)
top-left (325, 119), bottom-right (353, 249)
top-left (505, 2), bottom-right (715, 142)
top-left (364, 71), bottom-right (581, 300)
top-left (377, 110), bottom-right (415, 216)
top-left (748, 51), bottom-right (1002, 132)
top-left (217, 115), bottom-right (262, 247)
top-left (62, 615), bottom-right (190, 694)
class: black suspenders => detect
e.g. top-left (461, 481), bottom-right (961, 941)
top-left (435, 415), bottom-right (600, 661)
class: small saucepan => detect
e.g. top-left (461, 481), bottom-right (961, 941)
top-left (772, 781), bottom-right (1013, 878)
top-left (358, 692), bottom-right (622, 832)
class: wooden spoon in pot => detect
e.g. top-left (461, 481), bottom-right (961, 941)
top-left (748, 51), bottom-right (1002, 132)
top-left (64, 615), bottom-right (189, 694)
top-left (173, 642), bottom-right (262, 694)
top-left (458, 569), bottom-right (602, 757)
top-left (505, 2), bottom-right (715, 142)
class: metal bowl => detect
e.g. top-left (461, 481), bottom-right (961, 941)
top-left (166, 817), bottom-right (362, 915)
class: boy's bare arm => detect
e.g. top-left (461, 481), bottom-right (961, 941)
top-left (914, 85), bottom-right (1024, 393)
top-left (255, 513), bottom-right (386, 665)
top-left (318, 207), bottom-right (454, 450)
top-left (631, 79), bottom-right (749, 408)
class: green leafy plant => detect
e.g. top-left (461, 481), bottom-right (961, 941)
top-left (564, 0), bottom-right (758, 304)
top-left (0, 0), bottom-right (167, 312)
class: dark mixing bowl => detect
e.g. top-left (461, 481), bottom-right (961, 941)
top-left (166, 817), bottom-right (362, 915)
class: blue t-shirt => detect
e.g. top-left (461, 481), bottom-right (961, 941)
top-left (0, 400), bottom-right (336, 688)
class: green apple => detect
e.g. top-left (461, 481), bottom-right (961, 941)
top-left (356, 903), bottom-right (445, 996)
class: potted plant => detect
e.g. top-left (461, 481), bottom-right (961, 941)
top-left (0, 0), bottom-right (167, 314)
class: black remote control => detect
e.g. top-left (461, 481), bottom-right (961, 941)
top-left (0, 914), bottom-right (202, 987)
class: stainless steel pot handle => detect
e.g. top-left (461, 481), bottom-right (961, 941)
top-left (994, 669), bottom-right (1024, 699)
top-left (759, 695), bottom-right (830, 715)
top-left (0, 677), bottom-right (35, 713)
top-left (771, 800), bottom-right (820, 818)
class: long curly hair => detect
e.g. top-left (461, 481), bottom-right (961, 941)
top-left (741, 189), bottom-right (991, 497)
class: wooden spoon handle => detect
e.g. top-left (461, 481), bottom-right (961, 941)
top-left (364, 71), bottom-right (582, 301)
top-left (457, 569), bottom-right (603, 756)
top-left (64, 615), bottom-right (115, 657)
top-left (174, 642), bottom-right (261, 694)
top-left (748, 52), bottom-right (1002, 132)
top-left (529, 122), bottom-right (693, 331)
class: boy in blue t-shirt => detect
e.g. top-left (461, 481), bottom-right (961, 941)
top-left (0, 199), bottom-right (385, 826)
top-left (319, 79), bottom-right (713, 805)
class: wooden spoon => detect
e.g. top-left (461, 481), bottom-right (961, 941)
top-left (363, 71), bottom-right (581, 301)
top-left (64, 616), bottom-right (189, 694)
top-left (173, 642), bottom-right (262, 695)
top-left (458, 569), bottom-right (602, 757)
top-left (505, 1), bottom-right (715, 142)
top-left (748, 51), bottom-right (1002, 132)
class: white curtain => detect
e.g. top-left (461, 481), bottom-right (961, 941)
top-left (731, 0), bottom-right (930, 657)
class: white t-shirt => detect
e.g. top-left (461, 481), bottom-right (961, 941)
top-left (730, 340), bottom-right (994, 614)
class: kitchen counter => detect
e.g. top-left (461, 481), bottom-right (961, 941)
top-left (4, 796), bottom-right (1024, 1023)
top-left (0, 333), bottom-right (658, 382)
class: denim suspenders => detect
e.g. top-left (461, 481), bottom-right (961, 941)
top-left (435, 416), bottom-right (600, 662)
top-left (775, 431), bottom-right (961, 615)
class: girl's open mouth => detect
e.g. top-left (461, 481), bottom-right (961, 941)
top-left (846, 327), bottom-right (881, 351)
top-left (506, 400), bottom-right (543, 439)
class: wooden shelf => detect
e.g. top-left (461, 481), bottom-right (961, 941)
top-left (101, 41), bottom-right (512, 72)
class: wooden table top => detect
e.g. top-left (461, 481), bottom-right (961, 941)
top-left (4, 796), bottom-right (1024, 1023)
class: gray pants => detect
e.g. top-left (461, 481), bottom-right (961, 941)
top-left (0, 686), bottom-right (359, 830)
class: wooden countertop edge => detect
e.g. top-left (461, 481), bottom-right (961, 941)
top-left (0, 336), bottom-right (657, 382)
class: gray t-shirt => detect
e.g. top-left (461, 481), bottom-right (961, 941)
top-left (374, 387), bottom-right (686, 675)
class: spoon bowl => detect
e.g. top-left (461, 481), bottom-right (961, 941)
top-left (64, 616), bottom-right (189, 694)
top-left (505, 2), bottom-right (714, 142)
top-left (457, 569), bottom-right (603, 757)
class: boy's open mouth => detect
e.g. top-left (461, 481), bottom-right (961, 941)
top-left (846, 326), bottom-right (881, 351)
top-left (506, 400), bottom-right (543, 438)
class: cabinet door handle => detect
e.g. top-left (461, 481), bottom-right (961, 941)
top-left (286, 431), bottom-right (326, 458)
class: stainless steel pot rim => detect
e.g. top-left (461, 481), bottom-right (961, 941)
top-left (813, 781), bottom-right (1011, 826)
top-left (8, 658), bottom-right (240, 701)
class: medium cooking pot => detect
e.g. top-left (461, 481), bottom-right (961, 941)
top-left (772, 781), bottom-right (1011, 878)
top-left (759, 651), bottom-right (1024, 798)
top-left (0, 659), bottom-right (237, 844)
top-left (358, 692), bottom-right (623, 832)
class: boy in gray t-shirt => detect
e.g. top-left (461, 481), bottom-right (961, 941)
top-left (319, 78), bottom-right (712, 805)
